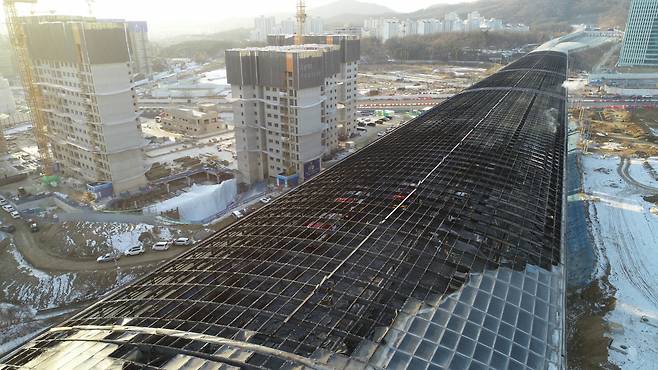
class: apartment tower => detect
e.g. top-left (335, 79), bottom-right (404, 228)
top-left (227, 35), bottom-right (359, 186)
top-left (268, 35), bottom-right (360, 140)
top-left (23, 18), bottom-right (147, 193)
top-left (619, 0), bottom-right (658, 67)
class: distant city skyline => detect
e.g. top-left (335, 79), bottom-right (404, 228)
top-left (0, 0), bottom-right (478, 38)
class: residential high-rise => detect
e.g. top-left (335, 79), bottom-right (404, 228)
top-left (381, 19), bottom-right (401, 41)
top-left (417, 19), bottom-right (443, 35)
top-left (227, 35), bottom-right (359, 186)
top-left (270, 35), bottom-right (360, 140)
top-left (305, 17), bottom-right (324, 34)
top-left (23, 17), bottom-right (147, 193)
top-left (401, 19), bottom-right (418, 37)
top-left (278, 18), bottom-right (297, 35)
top-left (466, 11), bottom-right (482, 32)
top-left (251, 15), bottom-right (276, 42)
top-left (226, 45), bottom-right (339, 186)
top-left (619, 0), bottom-right (658, 67)
top-left (125, 21), bottom-right (152, 79)
top-left (0, 76), bottom-right (16, 114)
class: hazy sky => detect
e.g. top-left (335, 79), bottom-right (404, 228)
top-left (5, 0), bottom-right (474, 38)
top-left (13, 0), bottom-right (469, 19)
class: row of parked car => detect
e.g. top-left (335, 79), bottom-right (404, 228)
top-left (1, 196), bottom-right (21, 220)
top-left (0, 195), bottom-right (39, 232)
top-left (96, 237), bottom-right (195, 263)
top-left (231, 197), bottom-right (273, 219)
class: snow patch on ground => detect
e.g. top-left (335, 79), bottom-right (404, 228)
top-left (107, 223), bottom-right (154, 252)
top-left (583, 155), bottom-right (658, 369)
top-left (628, 158), bottom-right (658, 188)
top-left (6, 242), bottom-right (81, 308)
top-left (61, 221), bottom-right (177, 253)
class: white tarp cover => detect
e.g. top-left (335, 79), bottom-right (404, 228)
top-left (145, 180), bottom-right (237, 222)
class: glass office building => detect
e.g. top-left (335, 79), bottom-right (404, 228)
top-left (619, 0), bottom-right (658, 67)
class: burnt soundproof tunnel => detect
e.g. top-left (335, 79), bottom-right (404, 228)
top-left (1, 50), bottom-right (568, 370)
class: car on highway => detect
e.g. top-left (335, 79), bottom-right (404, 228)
top-left (259, 197), bottom-right (272, 204)
top-left (152, 241), bottom-right (171, 251)
top-left (124, 245), bottom-right (145, 256)
top-left (10, 211), bottom-right (21, 219)
top-left (96, 253), bottom-right (120, 263)
top-left (0, 224), bottom-right (16, 233)
top-left (173, 237), bottom-right (194, 246)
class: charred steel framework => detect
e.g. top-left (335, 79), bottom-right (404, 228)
top-left (1, 51), bottom-right (568, 369)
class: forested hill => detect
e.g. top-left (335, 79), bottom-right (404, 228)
top-left (408, 0), bottom-right (629, 29)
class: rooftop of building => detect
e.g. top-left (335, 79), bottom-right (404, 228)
top-left (228, 43), bottom-right (340, 54)
top-left (165, 107), bottom-right (217, 118)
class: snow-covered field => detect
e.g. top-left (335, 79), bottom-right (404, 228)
top-left (627, 158), bottom-right (658, 188)
top-left (0, 236), bottom-right (143, 354)
top-left (55, 221), bottom-right (180, 255)
top-left (583, 155), bottom-right (658, 369)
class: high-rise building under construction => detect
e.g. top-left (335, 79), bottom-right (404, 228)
top-left (22, 17), bottom-right (147, 193)
top-left (226, 35), bottom-right (360, 186)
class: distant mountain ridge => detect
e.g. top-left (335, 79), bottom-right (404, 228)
top-left (311, 0), bottom-right (396, 18)
top-left (406, 0), bottom-right (629, 28)
top-left (319, 0), bottom-right (629, 29)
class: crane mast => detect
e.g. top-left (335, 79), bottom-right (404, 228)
top-left (295, 0), bottom-right (306, 45)
top-left (4, 0), bottom-right (53, 176)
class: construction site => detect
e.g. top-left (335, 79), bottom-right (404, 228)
top-left (566, 70), bottom-right (658, 369)
top-left (0, 0), bottom-right (415, 356)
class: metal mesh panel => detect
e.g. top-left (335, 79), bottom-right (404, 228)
top-left (0, 51), bottom-right (568, 370)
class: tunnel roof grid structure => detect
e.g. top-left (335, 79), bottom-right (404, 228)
top-left (1, 50), bottom-right (568, 370)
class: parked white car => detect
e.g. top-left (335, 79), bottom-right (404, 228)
top-left (10, 211), bottom-right (20, 219)
top-left (259, 197), bottom-right (272, 204)
top-left (232, 210), bottom-right (244, 219)
top-left (152, 241), bottom-right (171, 251)
top-left (174, 237), bottom-right (193, 246)
top-left (124, 245), bottom-right (145, 256)
top-left (2, 205), bottom-right (14, 213)
top-left (96, 254), bottom-right (120, 263)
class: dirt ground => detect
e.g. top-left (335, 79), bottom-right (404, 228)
top-left (358, 63), bottom-right (491, 96)
top-left (567, 270), bottom-right (619, 370)
top-left (583, 108), bottom-right (658, 157)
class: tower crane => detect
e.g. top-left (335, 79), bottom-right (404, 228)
top-left (295, 0), bottom-right (306, 45)
top-left (4, 0), bottom-right (53, 175)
